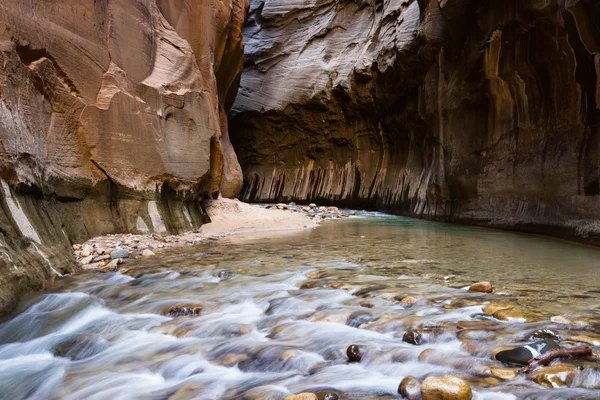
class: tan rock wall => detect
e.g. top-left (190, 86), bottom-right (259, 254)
top-left (230, 0), bottom-right (600, 243)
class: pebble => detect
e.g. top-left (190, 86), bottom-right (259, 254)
top-left (398, 376), bottom-right (422, 399)
top-left (468, 281), bottom-right (493, 293)
top-left (104, 258), bottom-right (122, 272)
top-left (81, 244), bottom-right (93, 257)
top-left (346, 344), bottom-right (362, 362)
top-left (421, 375), bottom-right (472, 400)
top-left (141, 249), bottom-right (156, 257)
top-left (79, 256), bottom-right (94, 265)
top-left (402, 329), bottom-right (424, 345)
top-left (110, 248), bottom-right (130, 259)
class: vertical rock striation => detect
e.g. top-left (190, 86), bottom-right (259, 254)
top-left (230, 0), bottom-right (600, 243)
top-left (0, 0), bottom-right (249, 312)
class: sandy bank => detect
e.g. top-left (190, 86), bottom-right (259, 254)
top-left (72, 199), bottom-right (320, 271)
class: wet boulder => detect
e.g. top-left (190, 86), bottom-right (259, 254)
top-left (398, 376), bottom-right (422, 399)
top-left (421, 375), bottom-right (472, 400)
top-left (494, 339), bottom-right (560, 366)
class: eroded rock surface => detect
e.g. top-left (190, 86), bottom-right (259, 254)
top-left (0, 0), bottom-right (249, 313)
top-left (230, 0), bottom-right (600, 243)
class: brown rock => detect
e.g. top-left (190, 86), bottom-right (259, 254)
top-left (468, 282), bottom-right (493, 293)
top-left (421, 375), bottom-right (472, 400)
top-left (490, 368), bottom-right (518, 381)
top-left (285, 394), bottom-right (318, 400)
top-left (160, 304), bottom-right (202, 318)
top-left (529, 364), bottom-right (579, 388)
top-left (398, 376), bottom-right (422, 400)
top-left (483, 303), bottom-right (513, 315)
top-left (492, 309), bottom-right (526, 323)
top-left (346, 344), bottom-right (362, 362)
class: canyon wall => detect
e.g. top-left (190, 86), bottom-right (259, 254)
top-left (0, 0), bottom-right (249, 312)
top-left (230, 0), bottom-right (600, 243)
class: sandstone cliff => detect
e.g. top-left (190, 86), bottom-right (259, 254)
top-left (230, 0), bottom-right (600, 243)
top-left (0, 0), bottom-right (249, 312)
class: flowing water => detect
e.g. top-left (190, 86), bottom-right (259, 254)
top-left (1, 212), bottom-right (600, 399)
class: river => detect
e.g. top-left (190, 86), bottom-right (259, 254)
top-left (1, 212), bottom-right (600, 399)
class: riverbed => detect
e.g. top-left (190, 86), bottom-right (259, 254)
top-left (1, 211), bottom-right (600, 399)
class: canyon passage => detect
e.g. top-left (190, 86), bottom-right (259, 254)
top-left (1, 0), bottom-right (600, 399)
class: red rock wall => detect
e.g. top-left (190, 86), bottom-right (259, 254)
top-left (0, 0), bottom-right (249, 313)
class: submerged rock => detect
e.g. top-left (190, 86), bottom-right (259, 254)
top-left (421, 375), bottom-right (472, 400)
top-left (398, 376), bottom-right (422, 399)
top-left (492, 309), bottom-right (526, 323)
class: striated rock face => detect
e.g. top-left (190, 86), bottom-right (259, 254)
top-left (0, 0), bottom-right (249, 312)
top-left (230, 0), bottom-right (600, 242)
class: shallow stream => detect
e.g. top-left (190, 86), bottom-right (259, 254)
top-left (2, 212), bottom-right (600, 399)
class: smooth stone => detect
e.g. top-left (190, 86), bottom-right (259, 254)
top-left (346, 344), bottom-right (362, 362)
top-left (421, 375), bottom-right (472, 400)
top-left (493, 309), bottom-right (526, 322)
top-left (79, 255), bottom-right (94, 265)
top-left (110, 248), bottom-right (130, 259)
top-left (315, 392), bottom-right (339, 400)
top-left (309, 203), bottom-right (317, 208)
top-left (276, 203), bottom-right (289, 210)
top-left (398, 376), bottom-right (422, 399)
top-left (529, 364), bottom-right (579, 388)
top-left (81, 244), bottom-right (93, 257)
top-left (105, 258), bottom-right (122, 272)
top-left (468, 282), bottom-right (493, 293)
top-left (141, 249), bottom-right (156, 257)
top-left (490, 368), bottom-right (518, 381)
top-left (494, 340), bottom-right (560, 365)
top-left (403, 329), bottom-right (424, 345)
top-left (483, 303), bottom-right (513, 315)
top-left (285, 394), bottom-right (317, 400)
